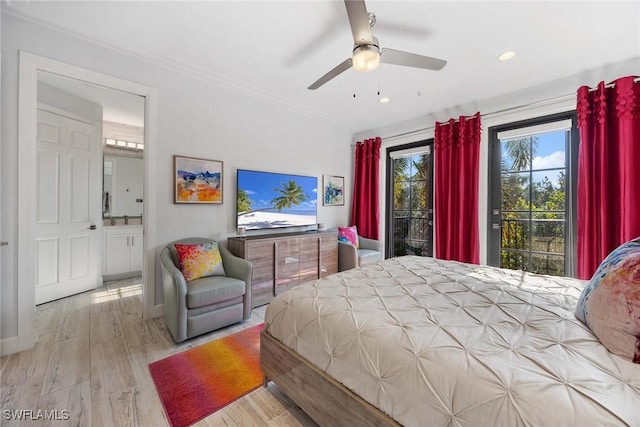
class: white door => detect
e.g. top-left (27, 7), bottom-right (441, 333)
top-left (35, 109), bottom-right (101, 304)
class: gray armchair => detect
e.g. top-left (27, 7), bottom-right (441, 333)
top-left (160, 238), bottom-right (252, 343)
top-left (337, 234), bottom-right (382, 272)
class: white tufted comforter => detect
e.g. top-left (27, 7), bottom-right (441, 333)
top-left (265, 256), bottom-right (640, 427)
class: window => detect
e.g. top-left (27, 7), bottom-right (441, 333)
top-left (386, 141), bottom-right (434, 258)
top-left (488, 113), bottom-right (578, 277)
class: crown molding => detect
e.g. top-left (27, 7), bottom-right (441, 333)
top-left (4, 8), bottom-right (359, 132)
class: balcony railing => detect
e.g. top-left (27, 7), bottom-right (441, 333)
top-left (501, 217), bottom-right (565, 276)
top-left (393, 216), bottom-right (430, 257)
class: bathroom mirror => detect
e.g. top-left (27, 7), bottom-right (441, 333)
top-left (102, 119), bottom-right (145, 219)
top-left (103, 151), bottom-right (144, 218)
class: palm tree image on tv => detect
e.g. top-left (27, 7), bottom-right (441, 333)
top-left (237, 170), bottom-right (317, 230)
top-left (237, 188), bottom-right (252, 213)
top-left (270, 180), bottom-right (309, 211)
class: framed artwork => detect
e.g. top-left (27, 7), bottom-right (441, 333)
top-left (174, 155), bottom-right (223, 204)
top-left (323, 175), bottom-right (344, 206)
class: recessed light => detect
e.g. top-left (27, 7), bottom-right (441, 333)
top-left (379, 97), bottom-right (390, 103)
top-left (498, 51), bottom-right (516, 61)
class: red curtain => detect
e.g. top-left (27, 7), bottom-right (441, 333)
top-left (576, 76), bottom-right (640, 279)
top-left (434, 112), bottom-right (481, 264)
top-left (351, 137), bottom-right (381, 239)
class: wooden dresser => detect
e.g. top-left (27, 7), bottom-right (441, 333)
top-left (228, 231), bottom-right (338, 307)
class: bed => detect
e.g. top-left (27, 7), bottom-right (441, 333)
top-left (260, 256), bottom-right (640, 427)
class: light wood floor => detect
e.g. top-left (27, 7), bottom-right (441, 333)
top-left (0, 278), bottom-right (317, 426)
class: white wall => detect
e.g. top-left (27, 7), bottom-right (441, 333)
top-left (355, 56), bottom-right (640, 265)
top-left (1, 13), bottom-right (353, 345)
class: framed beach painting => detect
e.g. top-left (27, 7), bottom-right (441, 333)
top-left (323, 175), bottom-right (344, 206)
top-left (174, 155), bottom-right (223, 204)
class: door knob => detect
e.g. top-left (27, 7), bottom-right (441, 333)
top-left (87, 225), bottom-right (97, 230)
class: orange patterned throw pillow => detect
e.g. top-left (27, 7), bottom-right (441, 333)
top-left (174, 242), bottom-right (226, 282)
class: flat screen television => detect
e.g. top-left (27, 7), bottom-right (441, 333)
top-left (236, 169), bottom-right (318, 231)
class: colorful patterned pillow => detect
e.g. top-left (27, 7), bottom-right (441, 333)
top-left (575, 236), bottom-right (640, 363)
top-left (338, 225), bottom-right (359, 249)
top-left (174, 242), bottom-right (226, 282)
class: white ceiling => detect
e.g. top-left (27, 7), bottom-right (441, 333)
top-left (6, 1), bottom-right (640, 133)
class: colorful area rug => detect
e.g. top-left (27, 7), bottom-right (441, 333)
top-left (149, 323), bottom-right (264, 427)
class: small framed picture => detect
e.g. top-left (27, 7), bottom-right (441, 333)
top-left (323, 175), bottom-right (344, 206)
top-left (174, 155), bottom-right (223, 204)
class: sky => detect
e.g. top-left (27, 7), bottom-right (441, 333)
top-left (502, 129), bottom-right (567, 186)
top-left (237, 169), bottom-right (318, 212)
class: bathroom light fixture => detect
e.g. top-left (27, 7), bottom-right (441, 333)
top-left (498, 51), bottom-right (516, 61)
top-left (379, 97), bottom-right (390, 103)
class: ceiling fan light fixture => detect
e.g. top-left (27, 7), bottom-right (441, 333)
top-left (352, 45), bottom-right (380, 72)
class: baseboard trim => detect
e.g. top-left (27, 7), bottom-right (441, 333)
top-left (148, 303), bottom-right (164, 319)
top-left (0, 335), bottom-right (32, 356)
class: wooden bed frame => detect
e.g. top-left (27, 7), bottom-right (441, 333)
top-left (260, 330), bottom-right (400, 427)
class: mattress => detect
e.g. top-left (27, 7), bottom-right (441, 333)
top-left (265, 256), bottom-right (640, 427)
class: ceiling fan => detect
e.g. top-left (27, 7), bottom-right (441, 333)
top-left (308, 0), bottom-right (447, 90)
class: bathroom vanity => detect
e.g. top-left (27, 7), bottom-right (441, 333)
top-left (103, 225), bottom-right (143, 280)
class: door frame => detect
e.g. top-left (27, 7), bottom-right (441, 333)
top-left (486, 111), bottom-right (579, 276)
top-left (14, 51), bottom-right (157, 354)
top-left (385, 139), bottom-right (435, 259)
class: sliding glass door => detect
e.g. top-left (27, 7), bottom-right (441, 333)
top-left (488, 113), bottom-right (578, 277)
top-left (386, 141), bottom-right (434, 258)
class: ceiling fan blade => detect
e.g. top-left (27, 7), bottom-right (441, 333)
top-left (344, 0), bottom-right (373, 45)
top-left (380, 48), bottom-right (447, 71)
top-left (308, 58), bottom-right (353, 90)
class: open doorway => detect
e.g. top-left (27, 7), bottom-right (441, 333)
top-left (15, 52), bottom-right (157, 354)
top-left (35, 72), bottom-right (146, 305)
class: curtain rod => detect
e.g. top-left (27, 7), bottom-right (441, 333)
top-left (355, 92), bottom-right (574, 145)
top-left (589, 76), bottom-right (640, 91)
top-left (354, 76), bottom-right (639, 145)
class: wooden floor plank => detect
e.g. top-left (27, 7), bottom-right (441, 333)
top-left (126, 343), bottom-right (172, 426)
top-left (42, 336), bottom-right (90, 395)
top-left (35, 299), bottom-right (65, 335)
top-left (119, 313), bottom-right (161, 349)
top-left (55, 307), bottom-right (90, 341)
top-left (90, 338), bottom-right (136, 402)
top-left (92, 387), bottom-right (147, 427)
top-left (37, 381), bottom-right (91, 427)
top-left (89, 310), bottom-right (123, 344)
top-left (62, 289), bottom-right (93, 312)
